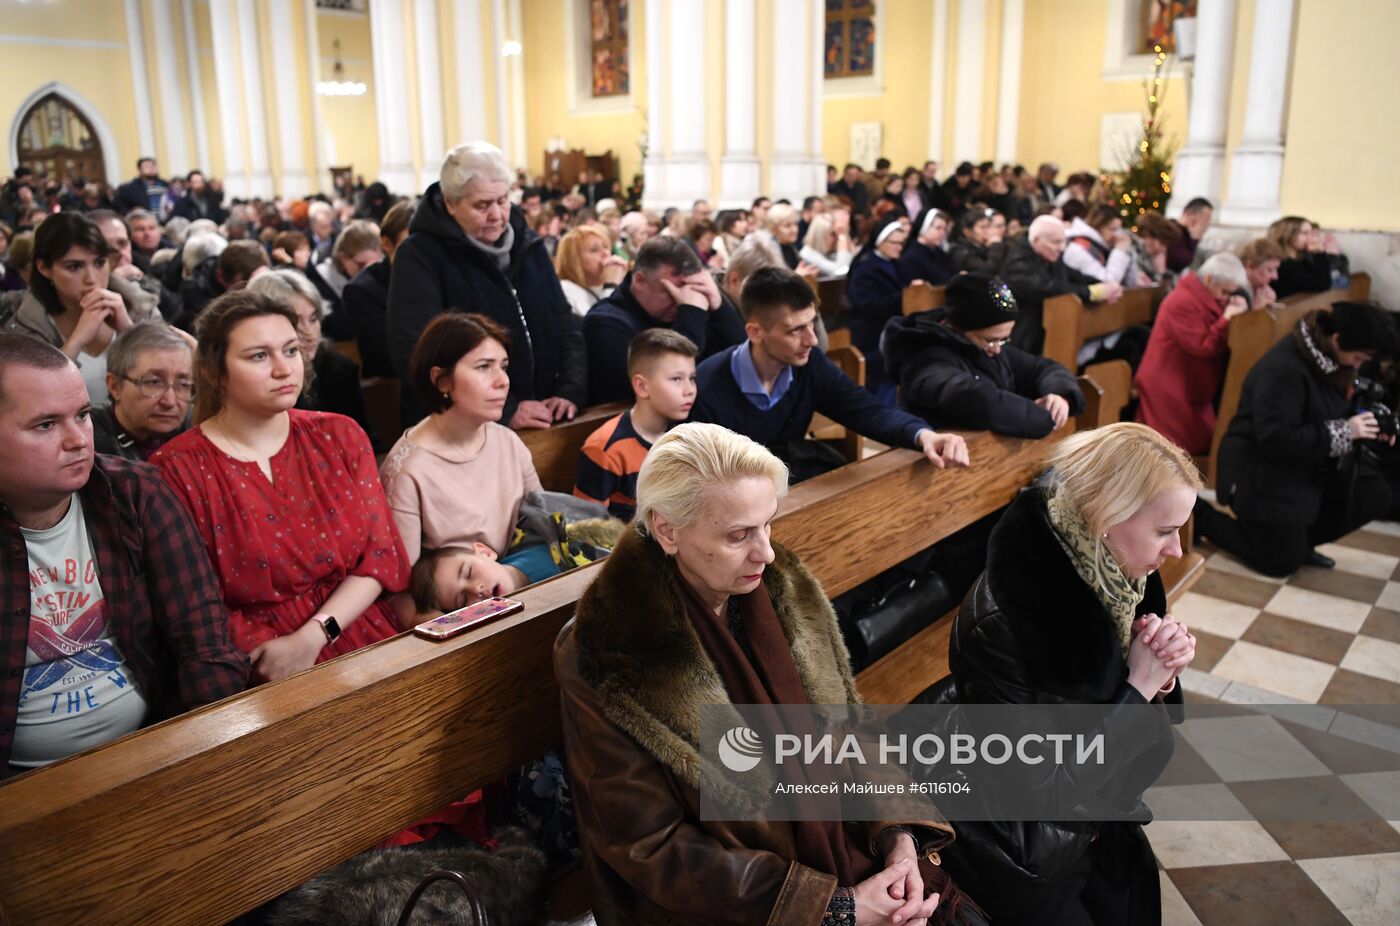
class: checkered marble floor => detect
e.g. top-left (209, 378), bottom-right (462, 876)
top-left (1157, 522), bottom-right (1400, 924)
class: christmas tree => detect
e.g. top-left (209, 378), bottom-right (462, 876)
top-left (1101, 44), bottom-right (1178, 230)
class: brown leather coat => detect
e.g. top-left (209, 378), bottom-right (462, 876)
top-left (555, 529), bottom-right (954, 925)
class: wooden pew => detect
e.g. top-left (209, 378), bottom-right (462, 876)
top-left (516, 401), bottom-right (629, 493)
top-left (902, 283), bottom-right (946, 315)
top-left (1206, 273), bottom-right (1371, 486)
top-left (1042, 285), bottom-right (1162, 372)
top-left (816, 276), bottom-right (847, 324)
top-left (0, 426), bottom-right (1082, 925)
top-left (2, 371), bottom-right (1199, 925)
top-left (807, 344), bottom-right (868, 462)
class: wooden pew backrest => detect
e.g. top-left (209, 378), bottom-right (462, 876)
top-left (1042, 286), bottom-right (1160, 372)
top-left (902, 284), bottom-right (946, 315)
top-left (517, 402), bottom-right (629, 492)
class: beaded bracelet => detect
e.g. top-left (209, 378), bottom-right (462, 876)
top-left (823, 886), bottom-right (856, 925)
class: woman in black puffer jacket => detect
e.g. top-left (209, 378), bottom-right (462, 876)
top-left (925, 423), bottom-right (1201, 925)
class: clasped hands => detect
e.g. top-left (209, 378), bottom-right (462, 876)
top-left (1127, 613), bottom-right (1196, 700)
top-left (849, 832), bottom-right (940, 926)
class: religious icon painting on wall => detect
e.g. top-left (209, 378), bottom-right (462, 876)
top-left (824, 0), bottom-right (876, 79)
top-left (1140, 0), bottom-right (1197, 54)
top-left (590, 0), bottom-right (629, 97)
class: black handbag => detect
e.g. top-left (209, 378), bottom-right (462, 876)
top-left (396, 870), bottom-right (488, 926)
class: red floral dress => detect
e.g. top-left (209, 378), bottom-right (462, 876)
top-left (151, 410), bottom-right (410, 659)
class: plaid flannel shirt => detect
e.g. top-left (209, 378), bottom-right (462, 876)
top-left (1, 455), bottom-right (250, 776)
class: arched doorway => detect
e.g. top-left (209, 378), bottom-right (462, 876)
top-left (15, 93), bottom-right (108, 186)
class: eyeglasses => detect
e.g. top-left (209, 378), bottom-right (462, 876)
top-left (123, 375), bottom-right (195, 400)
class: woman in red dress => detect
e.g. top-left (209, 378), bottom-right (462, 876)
top-left (152, 289), bottom-right (410, 683)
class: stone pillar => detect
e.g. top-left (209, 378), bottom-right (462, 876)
top-left (927, 0), bottom-right (950, 164)
top-left (150, 0), bottom-right (191, 176)
top-left (1220, 0), bottom-right (1294, 226)
top-left (369, 0), bottom-right (418, 193)
top-left (122, 0), bottom-right (157, 163)
top-left (208, 0), bottom-right (249, 197)
top-left (720, 0), bottom-right (761, 208)
top-left (642, 0), bottom-right (709, 209)
top-left (995, 0), bottom-right (1025, 164)
top-left (453, 0), bottom-right (490, 143)
top-left (268, 0), bottom-right (312, 197)
top-left (182, 0), bottom-right (211, 173)
top-left (414, 0), bottom-right (445, 188)
top-left (767, 0), bottom-right (823, 204)
top-left (951, 0), bottom-right (987, 164)
top-left (1169, 0), bottom-right (1237, 217)
top-left (235, 0), bottom-right (274, 198)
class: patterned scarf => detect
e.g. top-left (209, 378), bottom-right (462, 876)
top-left (1044, 488), bottom-right (1146, 657)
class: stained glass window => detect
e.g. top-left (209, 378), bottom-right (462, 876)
top-left (824, 0), bottom-right (876, 79)
top-left (16, 94), bottom-right (106, 185)
top-left (591, 0), bottom-right (629, 97)
top-left (1140, 0), bottom-right (1197, 54)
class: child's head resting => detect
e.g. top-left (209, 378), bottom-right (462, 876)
top-left (627, 328), bottom-right (698, 422)
top-left (410, 543), bottom-right (527, 614)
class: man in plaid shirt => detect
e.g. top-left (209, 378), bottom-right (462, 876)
top-left (0, 335), bottom-right (249, 777)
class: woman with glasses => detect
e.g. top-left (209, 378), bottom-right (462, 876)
top-left (94, 322), bottom-right (195, 460)
top-left (883, 273), bottom-right (1084, 439)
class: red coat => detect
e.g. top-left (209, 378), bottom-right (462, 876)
top-left (1134, 273), bottom-right (1232, 454)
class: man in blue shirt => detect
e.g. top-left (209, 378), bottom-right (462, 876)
top-left (692, 267), bottom-right (970, 478)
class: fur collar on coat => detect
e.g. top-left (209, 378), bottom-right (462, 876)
top-left (572, 528), bottom-right (861, 809)
top-left (980, 484), bottom-right (1167, 703)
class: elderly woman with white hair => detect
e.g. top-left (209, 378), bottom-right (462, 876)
top-left (555, 421), bottom-right (979, 926)
top-left (386, 141), bottom-right (586, 429)
top-left (248, 268), bottom-right (372, 438)
top-left (1133, 252), bottom-right (1253, 454)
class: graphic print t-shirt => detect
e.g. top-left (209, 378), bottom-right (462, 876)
top-left (11, 496), bottom-right (147, 769)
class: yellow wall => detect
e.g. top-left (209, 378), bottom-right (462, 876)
top-left (316, 10), bottom-right (380, 182)
top-left (1016, 0), bottom-right (1189, 176)
top-left (1279, 0), bottom-right (1400, 232)
top-left (522, 0), bottom-right (648, 186)
top-left (821, 0), bottom-right (935, 171)
top-left (0, 1), bottom-right (144, 184)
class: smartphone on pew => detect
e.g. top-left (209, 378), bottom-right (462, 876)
top-left (412, 596), bottom-right (525, 641)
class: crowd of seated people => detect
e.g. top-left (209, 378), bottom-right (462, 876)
top-left (2, 139), bottom-right (1393, 926)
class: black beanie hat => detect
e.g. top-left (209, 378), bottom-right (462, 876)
top-left (945, 273), bottom-right (1019, 330)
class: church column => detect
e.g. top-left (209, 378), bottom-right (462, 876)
top-left (453, 0), bottom-right (489, 142)
top-left (926, 0), bottom-right (950, 164)
top-left (1169, 0), bottom-right (1237, 217)
top-left (768, 0), bottom-right (823, 204)
top-left (414, 0), bottom-right (445, 187)
top-left (369, 0), bottom-right (417, 193)
top-left (995, 0), bottom-right (1025, 164)
top-left (182, 0), bottom-right (211, 173)
top-left (267, 0), bottom-right (312, 197)
top-left (720, 0), bottom-right (761, 208)
top-left (951, 0), bottom-right (987, 164)
top-left (1220, 0), bottom-right (1294, 226)
top-left (122, 0), bottom-right (157, 162)
top-left (235, 0), bottom-right (274, 197)
top-left (642, 0), bottom-right (709, 209)
top-left (150, 0), bottom-right (192, 176)
top-left (208, 0), bottom-right (249, 197)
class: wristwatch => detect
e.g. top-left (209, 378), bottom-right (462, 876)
top-left (313, 614), bottom-right (342, 644)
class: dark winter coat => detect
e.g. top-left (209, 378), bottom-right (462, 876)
top-left (556, 529), bottom-right (955, 925)
top-left (898, 241), bottom-right (957, 287)
top-left (386, 182), bottom-right (587, 422)
top-left (1217, 319), bottom-right (1353, 525)
top-left (341, 258), bottom-right (395, 379)
top-left (882, 308), bottom-right (1084, 438)
top-left (844, 252), bottom-right (904, 395)
top-left (1274, 251), bottom-right (1349, 301)
top-left (113, 176), bottom-right (166, 215)
top-left (930, 486), bottom-right (1180, 925)
top-left (171, 190), bottom-right (228, 224)
top-left (999, 238), bottom-right (1098, 354)
top-left (950, 239), bottom-right (1007, 276)
top-left (581, 275), bottom-right (745, 404)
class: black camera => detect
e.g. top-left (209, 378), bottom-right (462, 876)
top-left (1353, 376), bottom-right (1399, 439)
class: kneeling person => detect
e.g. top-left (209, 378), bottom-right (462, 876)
top-left (574, 329), bottom-right (697, 521)
top-left (693, 267), bottom-right (968, 479)
top-left (0, 335), bottom-right (248, 776)
top-left (883, 272), bottom-right (1084, 439)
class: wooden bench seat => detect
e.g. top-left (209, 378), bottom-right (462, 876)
top-left (0, 368), bottom-right (1205, 925)
top-left (1042, 285), bottom-right (1162, 373)
top-left (1206, 273), bottom-right (1371, 486)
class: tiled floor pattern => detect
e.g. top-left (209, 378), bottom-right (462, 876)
top-left (1158, 524), bottom-right (1400, 924)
